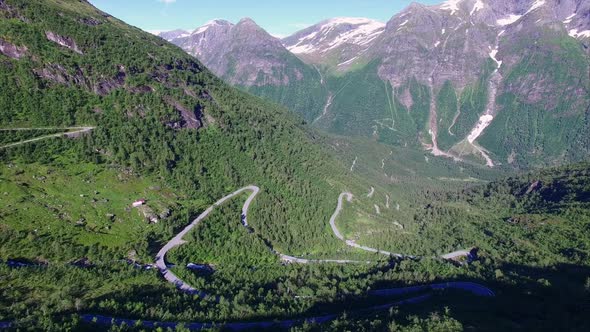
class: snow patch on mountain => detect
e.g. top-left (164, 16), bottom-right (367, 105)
top-left (470, 0), bottom-right (484, 15)
top-left (468, 114), bottom-right (494, 143)
top-left (288, 43), bottom-right (316, 54)
top-left (322, 18), bottom-right (385, 52)
top-left (563, 13), bottom-right (576, 24)
top-left (338, 56), bottom-right (359, 67)
top-left (563, 14), bottom-right (575, 24)
top-left (525, 0), bottom-right (545, 15)
top-left (569, 29), bottom-right (590, 38)
top-left (285, 17), bottom-right (385, 55)
top-left (493, 1), bottom-right (547, 26)
top-left (497, 14), bottom-right (522, 26)
top-left (193, 19), bottom-right (232, 35)
top-left (489, 48), bottom-right (502, 68)
top-left (441, 0), bottom-right (462, 15)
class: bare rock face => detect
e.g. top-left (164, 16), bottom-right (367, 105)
top-left (0, 39), bottom-right (27, 59)
top-left (79, 16), bottom-right (102, 26)
top-left (93, 64), bottom-right (126, 95)
top-left (128, 85), bottom-right (154, 94)
top-left (45, 31), bottom-right (83, 54)
top-left (93, 78), bottom-right (121, 95)
top-left (33, 63), bottom-right (88, 87)
top-left (34, 63), bottom-right (127, 96)
top-left (372, 1), bottom-right (497, 92)
top-left (164, 98), bottom-right (203, 130)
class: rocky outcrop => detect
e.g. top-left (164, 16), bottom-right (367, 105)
top-left (372, 1), bottom-right (495, 91)
top-left (128, 85), bottom-right (154, 94)
top-left (33, 63), bottom-right (88, 87)
top-left (45, 31), bottom-right (83, 54)
top-left (33, 63), bottom-right (128, 96)
top-left (93, 78), bottom-right (122, 95)
top-left (0, 39), bottom-right (27, 59)
top-left (164, 98), bottom-right (204, 130)
top-left (79, 16), bottom-right (102, 26)
top-left (93, 65), bottom-right (126, 95)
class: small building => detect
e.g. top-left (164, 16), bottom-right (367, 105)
top-left (132, 199), bottom-right (146, 208)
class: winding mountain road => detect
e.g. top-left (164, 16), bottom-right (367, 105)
top-left (80, 186), bottom-right (494, 330)
top-left (330, 193), bottom-right (405, 258)
top-left (0, 127), bottom-right (95, 149)
top-left (155, 186), bottom-right (260, 296)
top-left (155, 186), bottom-right (375, 296)
top-left (157, 186), bottom-right (476, 297)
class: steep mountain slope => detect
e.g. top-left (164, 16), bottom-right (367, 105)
top-left (300, 0), bottom-right (589, 168)
top-left (282, 17), bottom-right (385, 71)
top-left (159, 0), bottom-right (590, 169)
top-left (0, 0), bottom-right (375, 265)
top-left (160, 18), bottom-right (328, 122)
top-left (364, 0), bottom-right (590, 167)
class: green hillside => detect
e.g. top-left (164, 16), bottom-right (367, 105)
top-left (241, 55), bottom-right (328, 124)
top-left (1, 1), bottom-right (590, 331)
top-left (479, 30), bottom-right (590, 167)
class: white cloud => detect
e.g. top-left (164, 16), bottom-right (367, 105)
top-left (158, 0), bottom-right (176, 3)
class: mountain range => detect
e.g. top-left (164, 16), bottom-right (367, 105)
top-left (160, 0), bottom-right (590, 168)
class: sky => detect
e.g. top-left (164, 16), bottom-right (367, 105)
top-left (89, 0), bottom-right (443, 37)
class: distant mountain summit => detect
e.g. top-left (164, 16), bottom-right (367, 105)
top-left (157, 29), bottom-right (190, 40)
top-left (159, 18), bottom-right (328, 122)
top-left (282, 17), bottom-right (385, 71)
top-left (161, 18), bottom-right (310, 86)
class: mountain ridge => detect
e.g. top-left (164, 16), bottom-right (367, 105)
top-left (158, 0), bottom-right (590, 168)
top-left (281, 17), bottom-right (386, 71)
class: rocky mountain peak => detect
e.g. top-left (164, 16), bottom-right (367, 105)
top-left (236, 17), bottom-right (257, 26)
top-left (159, 17), bottom-right (309, 87)
top-left (233, 17), bottom-right (277, 40)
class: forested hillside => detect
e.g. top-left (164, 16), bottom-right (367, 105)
top-left (0, 0), bottom-right (363, 259)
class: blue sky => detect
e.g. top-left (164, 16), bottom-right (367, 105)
top-left (89, 0), bottom-right (442, 37)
